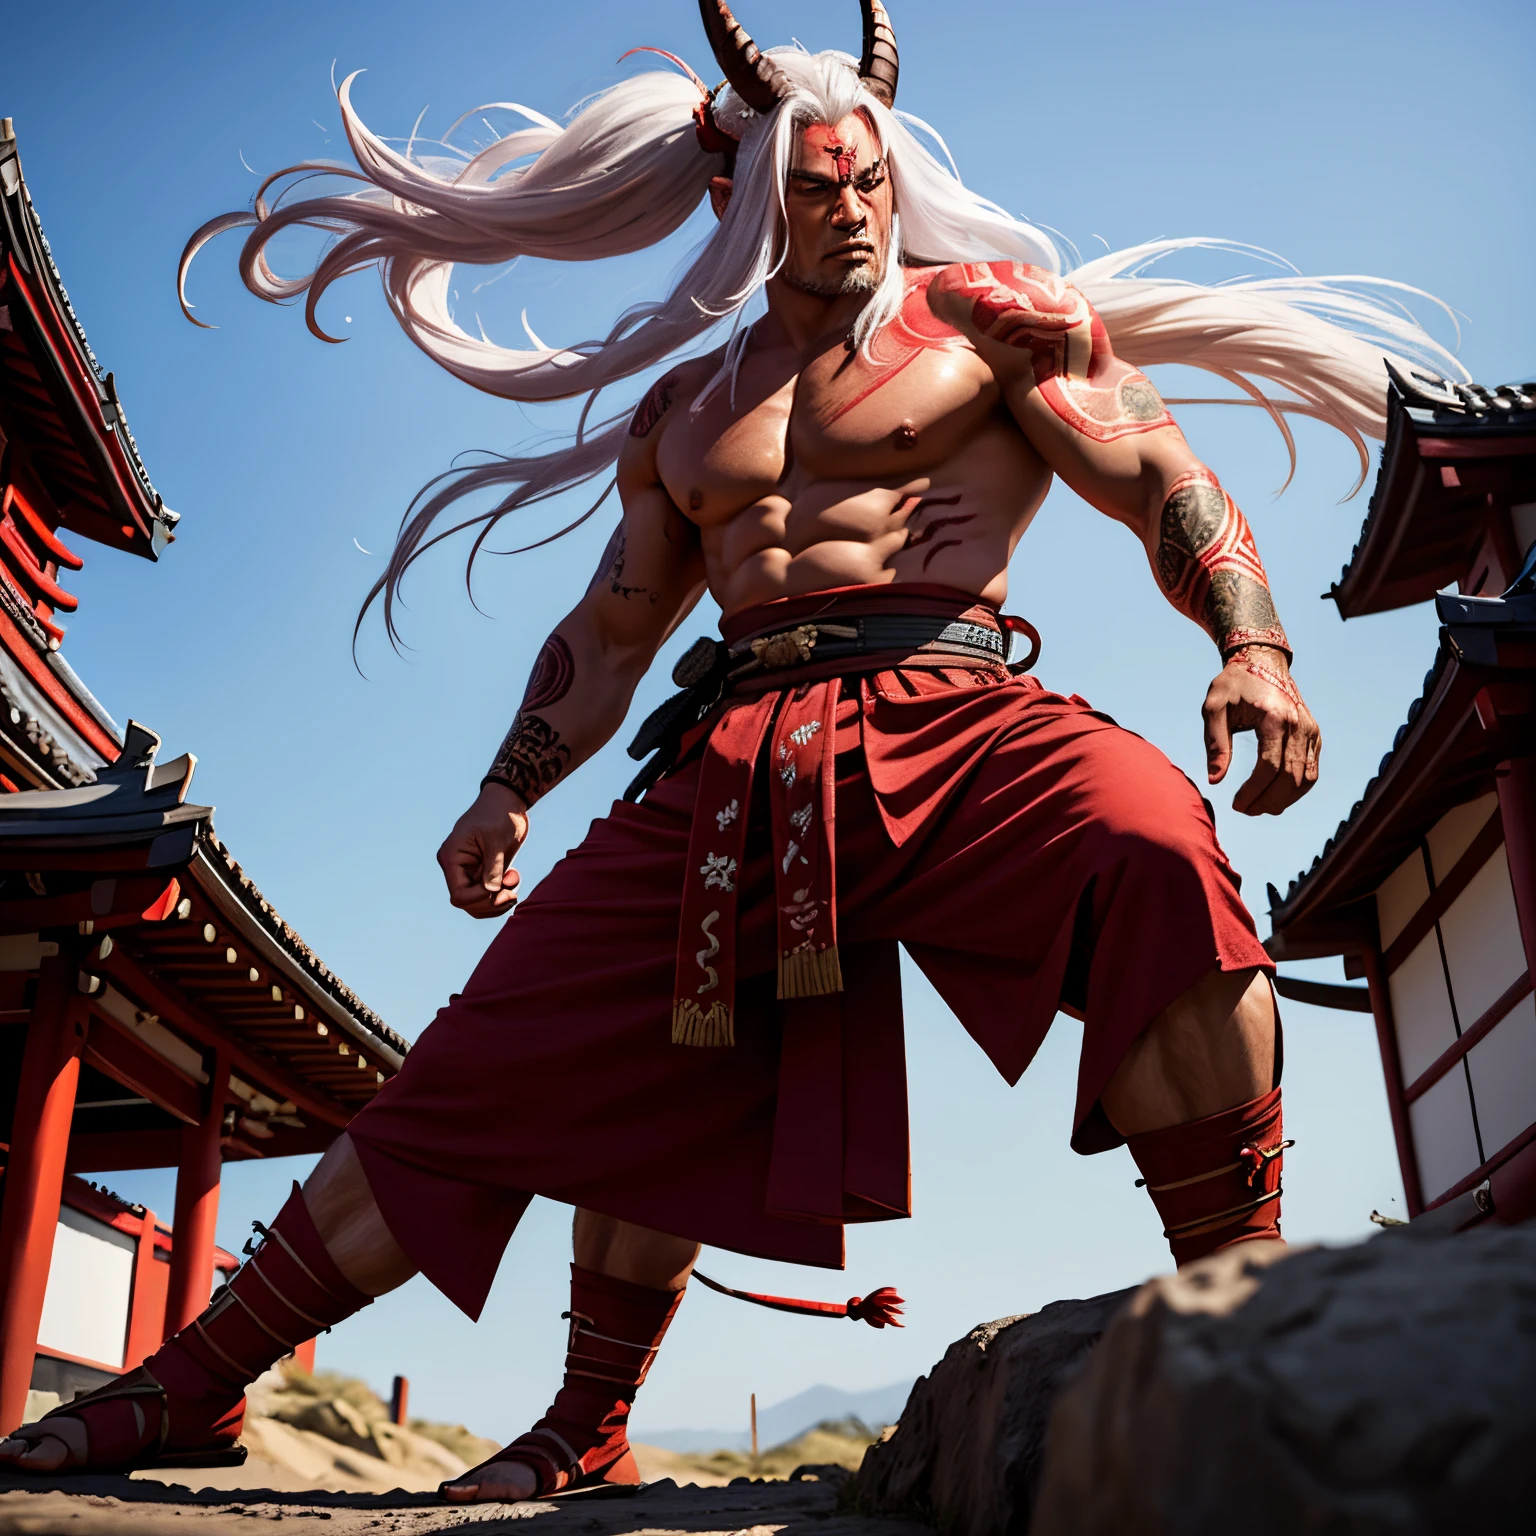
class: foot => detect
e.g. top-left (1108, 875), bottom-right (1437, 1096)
top-left (0, 1413), bottom-right (92, 1474)
top-left (440, 1458), bottom-right (542, 1503)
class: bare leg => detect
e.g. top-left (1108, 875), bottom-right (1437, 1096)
top-left (441, 1212), bottom-right (698, 1503)
top-left (1101, 967), bottom-right (1275, 1136)
top-left (301, 1133), bottom-right (417, 1296)
top-left (0, 1133), bottom-right (411, 1473)
top-left (1101, 966), bottom-right (1285, 1258)
top-left (571, 1210), bottom-right (700, 1292)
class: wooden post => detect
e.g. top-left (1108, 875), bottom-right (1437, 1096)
top-left (390, 1375), bottom-right (409, 1426)
top-left (123, 1206), bottom-right (166, 1370)
top-left (1496, 758), bottom-right (1536, 977)
top-left (750, 1392), bottom-right (758, 1464)
top-left (0, 954), bottom-right (87, 1434)
top-left (164, 1049), bottom-right (228, 1339)
top-left (1362, 946), bottom-right (1425, 1218)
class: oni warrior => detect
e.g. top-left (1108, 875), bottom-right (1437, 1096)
top-left (1, 0), bottom-right (1465, 1502)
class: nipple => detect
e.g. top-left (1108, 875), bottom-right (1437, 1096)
top-left (689, 488), bottom-right (704, 512)
top-left (894, 423), bottom-right (919, 450)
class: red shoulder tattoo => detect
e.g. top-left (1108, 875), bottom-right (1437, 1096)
top-left (938, 261), bottom-right (1176, 443)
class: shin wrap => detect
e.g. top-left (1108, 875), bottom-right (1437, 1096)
top-left (40, 1181), bottom-right (371, 1469)
top-left (1127, 1087), bottom-right (1291, 1266)
top-left (488, 1265), bottom-right (684, 1494)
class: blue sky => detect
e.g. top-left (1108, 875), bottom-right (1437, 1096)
top-left (3, 1), bottom-right (1532, 1445)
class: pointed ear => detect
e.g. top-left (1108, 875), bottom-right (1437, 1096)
top-left (708, 176), bottom-right (734, 221)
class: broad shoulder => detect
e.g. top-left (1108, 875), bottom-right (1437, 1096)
top-left (616, 351), bottom-right (723, 486)
top-left (924, 260), bottom-right (1089, 334)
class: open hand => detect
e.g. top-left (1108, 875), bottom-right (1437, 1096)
top-left (437, 783), bottom-right (529, 917)
top-left (1203, 646), bottom-right (1320, 816)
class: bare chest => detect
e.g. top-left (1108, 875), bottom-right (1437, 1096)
top-left (657, 293), bottom-right (999, 521)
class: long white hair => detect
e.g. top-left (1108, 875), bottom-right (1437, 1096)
top-left (180, 46), bottom-right (1466, 643)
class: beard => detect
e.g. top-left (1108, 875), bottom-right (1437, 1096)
top-left (781, 256), bottom-right (883, 298)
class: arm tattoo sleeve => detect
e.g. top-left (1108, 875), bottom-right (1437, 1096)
top-left (940, 261), bottom-right (1175, 442)
top-left (482, 714), bottom-right (571, 805)
top-left (481, 634), bottom-right (576, 803)
top-left (1154, 469), bottom-right (1291, 658)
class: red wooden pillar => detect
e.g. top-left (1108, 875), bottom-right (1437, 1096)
top-left (0, 954), bottom-right (87, 1434)
top-left (1496, 757), bottom-right (1536, 976)
top-left (1361, 946), bottom-right (1425, 1218)
top-left (164, 1049), bottom-right (229, 1338)
top-left (123, 1206), bottom-right (166, 1370)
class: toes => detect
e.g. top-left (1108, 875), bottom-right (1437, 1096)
top-left (11, 1434), bottom-right (68, 1472)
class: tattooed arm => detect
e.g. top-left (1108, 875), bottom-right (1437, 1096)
top-left (929, 260), bottom-right (1319, 816)
top-left (438, 371), bottom-right (707, 915)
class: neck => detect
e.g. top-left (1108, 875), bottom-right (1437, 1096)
top-left (761, 274), bottom-right (874, 352)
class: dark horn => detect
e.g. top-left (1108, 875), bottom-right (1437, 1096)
top-left (858, 0), bottom-right (899, 107)
top-left (697, 0), bottom-right (789, 117)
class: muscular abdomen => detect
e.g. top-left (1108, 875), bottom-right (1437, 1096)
top-left (705, 418), bottom-right (1051, 616)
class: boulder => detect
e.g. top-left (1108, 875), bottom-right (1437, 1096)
top-left (1032, 1227), bottom-right (1536, 1534)
top-left (853, 1287), bottom-right (1136, 1533)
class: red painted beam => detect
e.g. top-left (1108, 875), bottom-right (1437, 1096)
top-left (99, 946), bottom-right (354, 1132)
top-left (0, 953), bottom-right (88, 1433)
top-left (0, 483), bottom-right (84, 570)
top-left (165, 1049), bottom-right (229, 1339)
top-left (64, 1129), bottom-right (182, 1172)
top-left (84, 1013), bottom-right (202, 1126)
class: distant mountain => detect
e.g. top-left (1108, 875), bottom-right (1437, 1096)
top-left (639, 1379), bottom-right (915, 1455)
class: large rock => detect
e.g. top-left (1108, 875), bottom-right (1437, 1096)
top-left (853, 1287), bottom-right (1136, 1534)
top-left (1033, 1227), bottom-right (1536, 1534)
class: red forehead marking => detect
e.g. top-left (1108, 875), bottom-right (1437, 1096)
top-left (802, 124), bottom-right (860, 186)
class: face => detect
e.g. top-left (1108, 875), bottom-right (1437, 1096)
top-left (741, 111), bottom-right (893, 298)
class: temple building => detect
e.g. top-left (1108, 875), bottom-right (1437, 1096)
top-left (0, 118), bottom-right (407, 1431)
top-left (1268, 366), bottom-right (1536, 1230)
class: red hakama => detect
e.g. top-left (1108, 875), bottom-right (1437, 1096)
top-left (349, 585), bottom-right (1271, 1319)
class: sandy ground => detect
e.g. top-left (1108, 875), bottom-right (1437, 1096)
top-left (0, 1468), bottom-right (917, 1535)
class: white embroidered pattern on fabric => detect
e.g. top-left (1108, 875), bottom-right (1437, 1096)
top-left (695, 910), bottom-right (721, 993)
top-left (715, 799), bottom-right (739, 831)
top-left (700, 853), bottom-right (737, 893)
top-left (790, 803), bottom-right (814, 834)
top-left (782, 886), bottom-right (820, 931)
top-left (789, 720), bottom-right (822, 748)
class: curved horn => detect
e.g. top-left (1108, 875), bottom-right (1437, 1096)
top-left (697, 1), bottom-right (789, 117)
top-left (858, 1), bottom-right (899, 107)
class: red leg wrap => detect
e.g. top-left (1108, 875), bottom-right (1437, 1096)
top-left (31, 1182), bottom-right (370, 1471)
top-left (1127, 1087), bottom-right (1290, 1266)
top-left (469, 1265), bottom-right (684, 1496)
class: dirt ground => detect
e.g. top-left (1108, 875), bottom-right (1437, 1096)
top-left (0, 1468), bottom-right (918, 1536)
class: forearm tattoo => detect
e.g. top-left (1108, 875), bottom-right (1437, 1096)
top-left (482, 634), bottom-right (575, 803)
top-left (1154, 469), bottom-right (1291, 658)
top-left (483, 713), bottom-right (571, 805)
top-left (935, 261), bottom-right (1175, 442)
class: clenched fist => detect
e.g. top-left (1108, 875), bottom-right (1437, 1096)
top-left (437, 782), bottom-right (530, 917)
top-left (1203, 646), bottom-right (1320, 816)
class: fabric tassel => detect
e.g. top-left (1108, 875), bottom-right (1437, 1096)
top-left (671, 998), bottom-right (735, 1047)
top-left (777, 944), bottom-right (844, 1000)
top-left (693, 1270), bottom-right (904, 1328)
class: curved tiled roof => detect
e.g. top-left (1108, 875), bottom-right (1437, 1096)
top-left (1327, 368), bottom-right (1536, 618)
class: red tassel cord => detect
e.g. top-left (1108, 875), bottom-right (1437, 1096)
top-left (692, 1270), bottom-right (905, 1328)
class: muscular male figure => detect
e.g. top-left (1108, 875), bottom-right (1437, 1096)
top-left (14, 0), bottom-right (1446, 1504)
